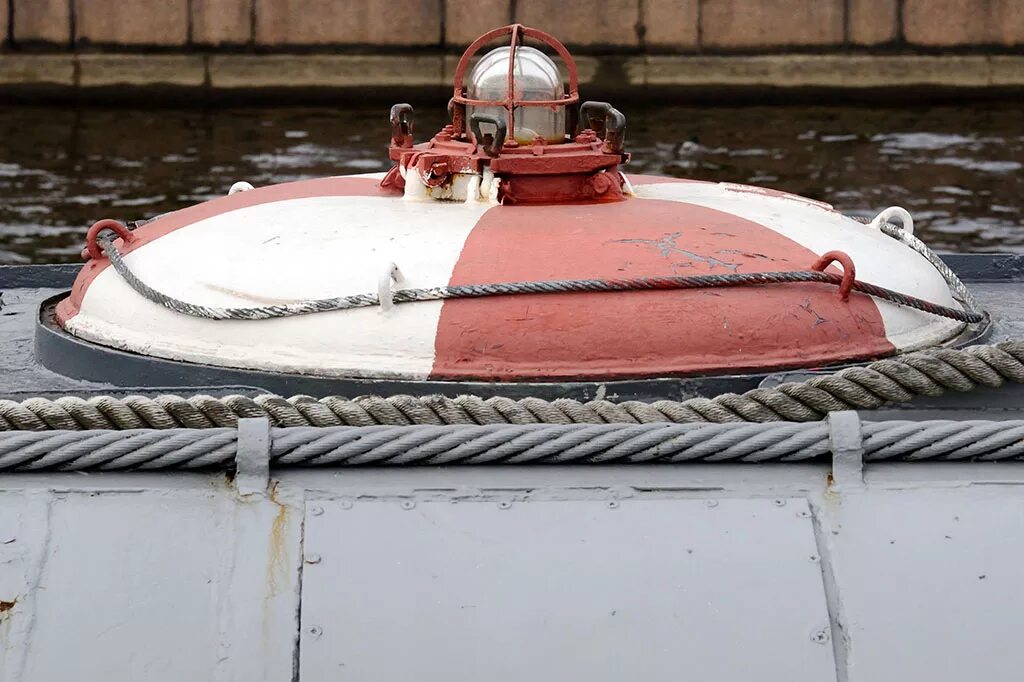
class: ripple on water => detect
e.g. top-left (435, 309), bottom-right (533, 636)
top-left (0, 103), bottom-right (1021, 262)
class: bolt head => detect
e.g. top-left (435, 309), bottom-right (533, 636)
top-left (310, 505), bottom-right (324, 516)
top-left (705, 500), bottom-right (719, 508)
top-left (305, 554), bottom-right (322, 565)
top-left (400, 500), bottom-right (416, 510)
top-left (591, 173), bottom-right (613, 195)
top-left (308, 626), bottom-right (323, 638)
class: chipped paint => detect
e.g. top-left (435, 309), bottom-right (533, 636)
top-left (722, 182), bottom-right (835, 211)
top-left (434, 199), bottom-right (896, 379)
top-left (800, 298), bottom-right (828, 327)
top-left (613, 232), bottom-right (741, 272)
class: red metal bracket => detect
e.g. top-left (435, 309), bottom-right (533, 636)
top-left (84, 219), bottom-right (135, 261)
top-left (812, 250), bottom-right (856, 301)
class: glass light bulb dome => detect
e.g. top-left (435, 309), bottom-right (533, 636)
top-left (467, 46), bottom-right (566, 145)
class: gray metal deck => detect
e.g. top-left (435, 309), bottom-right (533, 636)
top-left (2, 462), bottom-right (1023, 681)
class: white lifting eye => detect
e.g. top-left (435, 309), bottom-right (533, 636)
top-left (869, 206), bottom-right (914, 236)
top-left (229, 181), bottom-right (255, 195)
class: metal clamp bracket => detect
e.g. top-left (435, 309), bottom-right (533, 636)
top-left (828, 411), bottom-right (865, 490)
top-left (235, 417), bottom-right (271, 496)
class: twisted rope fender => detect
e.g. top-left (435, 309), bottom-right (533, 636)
top-left (1, 341), bottom-right (1023, 431)
top-left (2, 420), bottom-right (1024, 471)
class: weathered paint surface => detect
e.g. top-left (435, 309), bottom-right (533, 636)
top-left (56, 173), bottom-right (392, 324)
top-left (61, 172), bottom-right (962, 380)
top-left (63, 173), bottom-right (492, 380)
top-left (432, 197), bottom-right (892, 379)
top-left (0, 477), bottom-right (303, 681)
top-left (1, 464), bottom-right (1023, 681)
top-left (630, 178), bottom-right (964, 352)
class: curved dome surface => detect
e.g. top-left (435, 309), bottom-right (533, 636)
top-left (57, 173), bottom-right (963, 381)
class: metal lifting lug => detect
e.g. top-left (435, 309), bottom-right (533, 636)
top-left (470, 113), bottom-right (508, 157)
top-left (811, 251), bottom-right (857, 302)
top-left (84, 218), bottom-right (135, 261)
top-left (389, 103), bottom-right (415, 148)
top-left (580, 101), bottom-right (627, 154)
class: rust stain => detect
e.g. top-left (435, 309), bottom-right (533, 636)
top-left (266, 482), bottom-right (290, 600)
top-left (0, 599), bottom-right (15, 613)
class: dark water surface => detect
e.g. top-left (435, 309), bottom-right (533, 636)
top-left (0, 103), bottom-right (1021, 263)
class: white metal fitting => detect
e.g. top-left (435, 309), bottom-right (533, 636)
top-left (869, 206), bottom-right (914, 236)
top-left (378, 262), bottom-right (404, 312)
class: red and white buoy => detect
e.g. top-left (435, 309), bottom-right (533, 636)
top-left (57, 25), bottom-right (967, 382)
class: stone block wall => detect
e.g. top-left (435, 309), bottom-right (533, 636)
top-left (1, 0), bottom-right (1022, 51)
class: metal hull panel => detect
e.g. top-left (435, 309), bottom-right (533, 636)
top-left (0, 481), bottom-right (303, 682)
top-left (0, 467), bottom-right (1023, 680)
top-left (820, 488), bottom-right (1024, 681)
top-left (300, 497), bottom-right (835, 681)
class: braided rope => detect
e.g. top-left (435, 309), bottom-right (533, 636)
top-left (98, 233), bottom-right (980, 323)
top-left (2, 420), bottom-right (1024, 471)
top-left (852, 216), bottom-right (982, 315)
top-left (2, 341), bottom-right (1023, 431)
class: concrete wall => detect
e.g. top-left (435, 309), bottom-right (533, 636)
top-left (1, 0), bottom-right (1022, 51)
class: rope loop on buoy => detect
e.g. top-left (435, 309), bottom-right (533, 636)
top-left (89, 225), bottom-right (981, 324)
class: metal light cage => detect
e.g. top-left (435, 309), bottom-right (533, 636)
top-left (450, 24), bottom-right (581, 146)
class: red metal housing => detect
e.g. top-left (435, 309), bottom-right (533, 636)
top-left (383, 24), bottom-right (629, 204)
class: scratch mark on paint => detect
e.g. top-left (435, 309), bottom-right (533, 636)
top-left (800, 298), bottom-right (827, 327)
top-left (12, 494), bottom-right (55, 680)
top-left (613, 232), bottom-right (739, 271)
top-left (203, 283), bottom-right (313, 306)
top-left (718, 248), bottom-right (771, 261)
